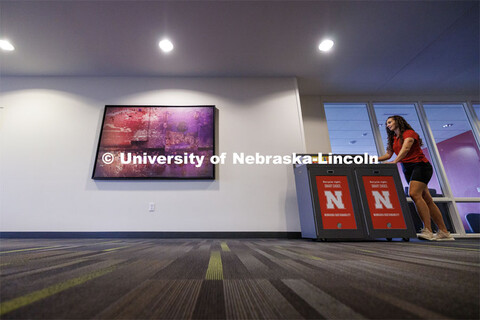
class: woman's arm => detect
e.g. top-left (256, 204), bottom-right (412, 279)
top-left (377, 150), bottom-right (393, 162)
top-left (389, 137), bottom-right (414, 163)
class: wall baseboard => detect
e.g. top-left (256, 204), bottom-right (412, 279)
top-left (0, 232), bottom-right (302, 239)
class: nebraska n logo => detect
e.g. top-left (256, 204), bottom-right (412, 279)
top-left (325, 191), bottom-right (345, 209)
top-left (372, 191), bottom-right (393, 209)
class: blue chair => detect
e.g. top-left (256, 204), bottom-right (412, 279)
top-left (466, 213), bottom-right (480, 233)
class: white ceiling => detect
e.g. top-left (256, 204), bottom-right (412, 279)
top-left (0, 0), bottom-right (478, 96)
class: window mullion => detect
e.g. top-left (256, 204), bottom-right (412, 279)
top-left (416, 102), bottom-right (465, 235)
top-left (366, 101), bottom-right (385, 156)
top-left (464, 101), bottom-right (480, 150)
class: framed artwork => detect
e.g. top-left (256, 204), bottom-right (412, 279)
top-left (92, 105), bottom-right (215, 179)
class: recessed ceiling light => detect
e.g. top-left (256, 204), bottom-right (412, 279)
top-left (0, 39), bottom-right (15, 51)
top-left (318, 39), bottom-right (334, 52)
top-left (443, 123), bottom-right (453, 128)
top-left (158, 39), bottom-right (174, 53)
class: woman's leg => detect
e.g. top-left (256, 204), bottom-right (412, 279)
top-left (409, 180), bottom-right (432, 231)
top-left (421, 187), bottom-right (448, 232)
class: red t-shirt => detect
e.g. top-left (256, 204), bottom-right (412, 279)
top-left (393, 129), bottom-right (428, 163)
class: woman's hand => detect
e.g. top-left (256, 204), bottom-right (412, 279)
top-left (377, 150), bottom-right (393, 162)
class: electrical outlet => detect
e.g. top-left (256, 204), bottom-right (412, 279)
top-left (149, 202), bottom-right (155, 212)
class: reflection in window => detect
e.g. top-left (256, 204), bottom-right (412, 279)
top-left (456, 203), bottom-right (480, 233)
top-left (423, 104), bottom-right (480, 198)
top-left (324, 104), bottom-right (377, 155)
top-left (373, 104), bottom-right (442, 195)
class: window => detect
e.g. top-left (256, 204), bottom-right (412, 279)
top-left (324, 103), bottom-right (377, 155)
top-left (423, 104), bottom-right (480, 198)
top-left (373, 104), bottom-right (442, 195)
top-left (322, 100), bottom-right (480, 235)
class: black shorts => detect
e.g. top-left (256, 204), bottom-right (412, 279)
top-left (402, 161), bottom-right (433, 184)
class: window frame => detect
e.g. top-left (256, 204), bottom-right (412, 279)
top-left (321, 98), bottom-right (480, 237)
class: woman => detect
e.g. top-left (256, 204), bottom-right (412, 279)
top-left (378, 115), bottom-right (454, 241)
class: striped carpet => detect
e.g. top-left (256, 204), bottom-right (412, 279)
top-left (0, 238), bottom-right (478, 319)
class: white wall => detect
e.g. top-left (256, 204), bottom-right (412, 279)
top-left (0, 77), bottom-right (305, 232)
top-left (299, 95), bottom-right (332, 154)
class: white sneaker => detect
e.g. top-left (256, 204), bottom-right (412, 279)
top-left (418, 229), bottom-right (435, 241)
top-left (435, 230), bottom-right (455, 241)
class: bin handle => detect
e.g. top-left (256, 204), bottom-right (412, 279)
top-left (327, 170), bottom-right (334, 174)
top-left (373, 170), bottom-right (380, 174)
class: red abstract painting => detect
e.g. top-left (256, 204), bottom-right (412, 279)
top-left (92, 106), bottom-right (215, 179)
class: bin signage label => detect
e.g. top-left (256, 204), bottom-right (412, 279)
top-left (362, 176), bottom-right (406, 229)
top-left (315, 176), bottom-right (357, 229)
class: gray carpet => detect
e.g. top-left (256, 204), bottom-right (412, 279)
top-left (0, 238), bottom-right (478, 319)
